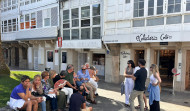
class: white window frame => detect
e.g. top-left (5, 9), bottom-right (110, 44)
top-left (31, 0), bottom-right (36, 3)
top-left (8, 19), bottom-right (12, 32)
top-left (25, 0), bottom-right (30, 5)
top-left (20, 15), bottom-right (25, 30)
top-left (43, 8), bottom-right (51, 27)
top-left (25, 14), bottom-right (30, 29)
top-left (31, 12), bottom-right (36, 29)
top-left (133, 0), bottom-right (145, 18)
top-left (1, 21), bottom-right (4, 33)
top-left (147, 0), bottom-right (165, 17)
top-left (12, 18), bottom-right (17, 32)
top-left (167, 0), bottom-right (182, 14)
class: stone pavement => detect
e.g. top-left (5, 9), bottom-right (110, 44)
top-left (89, 80), bottom-right (190, 111)
top-left (1, 80), bottom-right (190, 111)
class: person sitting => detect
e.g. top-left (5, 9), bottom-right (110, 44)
top-left (49, 70), bottom-right (67, 111)
top-left (53, 70), bottom-right (77, 107)
top-left (41, 71), bottom-right (57, 111)
top-left (9, 75), bottom-right (39, 111)
top-left (69, 85), bottom-right (92, 111)
top-left (30, 75), bottom-right (46, 111)
top-left (88, 65), bottom-right (99, 96)
top-left (77, 65), bottom-right (97, 104)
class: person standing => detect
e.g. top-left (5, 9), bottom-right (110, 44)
top-left (148, 64), bottom-right (162, 111)
top-left (130, 59), bottom-right (147, 111)
top-left (123, 60), bottom-right (135, 107)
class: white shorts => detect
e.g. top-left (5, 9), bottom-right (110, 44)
top-left (9, 97), bottom-right (25, 110)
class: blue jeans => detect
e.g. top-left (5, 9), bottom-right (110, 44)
top-left (40, 101), bottom-right (46, 111)
top-left (45, 95), bottom-right (57, 110)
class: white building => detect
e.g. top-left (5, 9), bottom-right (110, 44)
top-left (1, 0), bottom-right (59, 71)
top-left (103, 0), bottom-right (190, 91)
top-left (57, 0), bottom-right (106, 76)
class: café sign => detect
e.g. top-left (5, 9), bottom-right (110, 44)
top-left (136, 34), bottom-right (172, 42)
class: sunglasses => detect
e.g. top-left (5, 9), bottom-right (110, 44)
top-left (127, 63), bottom-right (131, 64)
top-left (82, 69), bottom-right (86, 70)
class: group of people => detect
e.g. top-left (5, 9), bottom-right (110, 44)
top-left (8, 63), bottom-right (99, 111)
top-left (124, 59), bottom-right (162, 111)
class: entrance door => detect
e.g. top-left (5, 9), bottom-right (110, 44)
top-left (78, 53), bottom-right (87, 70)
top-left (134, 50), bottom-right (145, 66)
top-left (61, 51), bottom-right (67, 70)
top-left (155, 50), bottom-right (175, 88)
top-left (46, 50), bottom-right (54, 70)
top-left (186, 51), bottom-right (190, 90)
top-left (93, 54), bottom-right (105, 76)
top-left (15, 47), bottom-right (19, 66)
top-left (34, 50), bottom-right (38, 70)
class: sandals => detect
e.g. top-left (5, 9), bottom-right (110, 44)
top-left (124, 104), bottom-right (130, 107)
top-left (144, 106), bottom-right (148, 111)
top-left (135, 105), bottom-right (140, 109)
top-left (135, 105), bottom-right (148, 110)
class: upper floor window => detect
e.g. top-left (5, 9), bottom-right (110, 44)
top-left (148, 0), bottom-right (154, 16)
top-left (63, 10), bottom-right (70, 29)
top-left (25, 0), bottom-right (30, 5)
top-left (43, 9), bottom-right (51, 26)
top-left (25, 14), bottom-right (30, 29)
top-left (81, 6), bottom-right (90, 27)
top-left (186, 0), bottom-right (190, 11)
top-left (31, 13), bottom-right (36, 29)
top-left (31, 0), bottom-right (36, 3)
top-left (126, 0), bottom-right (130, 4)
top-left (168, 0), bottom-right (181, 13)
top-left (157, 0), bottom-right (163, 14)
top-left (8, 19), bottom-right (12, 32)
top-left (4, 21), bottom-right (8, 32)
top-left (20, 0), bottom-right (24, 6)
top-left (72, 8), bottom-right (79, 27)
top-left (134, 0), bottom-right (144, 17)
top-left (63, 4), bottom-right (101, 40)
top-left (1, 18), bottom-right (18, 33)
top-left (20, 15), bottom-right (24, 29)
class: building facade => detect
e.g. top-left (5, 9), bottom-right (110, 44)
top-left (103, 0), bottom-right (190, 92)
top-left (58, 0), bottom-right (106, 75)
top-left (1, 0), bottom-right (59, 71)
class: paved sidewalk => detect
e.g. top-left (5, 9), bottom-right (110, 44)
top-left (91, 80), bottom-right (190, 111)
top-left (1, 80), bottom-right (190, 111)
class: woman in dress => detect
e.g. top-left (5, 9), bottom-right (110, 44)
top-left (148, 64), bottom-right (162, 111)
top-left (124, 60), bottom-right (135, 107)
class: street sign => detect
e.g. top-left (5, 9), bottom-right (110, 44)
top-left (58, 37), bottom-right (62, 47)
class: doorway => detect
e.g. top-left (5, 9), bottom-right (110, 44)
top-left (46, 50), bottom-right (54, 70)
top-left (134, 50), bottom-right (145, 66)
top-left (186, 51), bottom-right (190, 90)
top-left (93, 54), bottom-right (105, 76)
top-left (34, 49), bottom-right (38, 70)
top-left (155, 50), bottom-right (175, 88)
top-left (15, 47), bottom-right (19, 66)
top-left (78, 53), bottom-right (87, 70)
top-left (61, 51), bottom-right (67, 71)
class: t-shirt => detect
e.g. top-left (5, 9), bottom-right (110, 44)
top-left (53, 75), bottom-right (62, 84)
top-left (10, 83), bottom-right (31, 99)
top-left (134, 68), bottom-right (147, 91)
top-left (64, 71), bottom-right (74, 85)
top-left (69, 92), bottom-right (85, 111)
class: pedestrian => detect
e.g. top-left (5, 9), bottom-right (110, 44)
top-left (148, 64), bottom-right (162, 111)
top-left (134, 65), bottom-right (149, 110)
top-left (69, 85), bottom-right (92, 111)
top-left (130, 59), bottom-right (147, 111)
top-left (123, 60), bottom-right (135, 107)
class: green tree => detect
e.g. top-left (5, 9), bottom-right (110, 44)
top-left (0, 32), bottom-right (10, 75)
